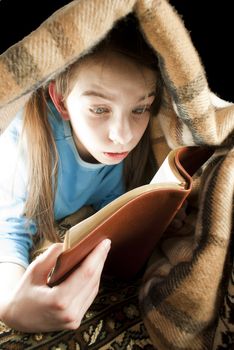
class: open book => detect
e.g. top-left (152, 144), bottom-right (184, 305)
top-left (47, 146), bottom-right (213, 287)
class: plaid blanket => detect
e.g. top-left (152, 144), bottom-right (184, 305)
top-left (0, 1), bottom-right (233, 349)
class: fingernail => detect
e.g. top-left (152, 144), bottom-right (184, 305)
top-left (102, 238), bottom-right (111, 251)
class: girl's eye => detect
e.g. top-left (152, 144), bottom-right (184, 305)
top-left (89, 107), bottom-right (110, 115)
top-left (133, 105), bottom-right (151, 115)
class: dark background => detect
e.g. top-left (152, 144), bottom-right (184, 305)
top-left (0, 0), bottom-right (232, 101)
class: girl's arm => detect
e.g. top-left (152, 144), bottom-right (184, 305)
top-left (0, 263), bottom-right (26, 323)
top-left (0, 240), bottom-right (111, 332)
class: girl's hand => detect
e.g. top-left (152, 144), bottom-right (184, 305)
top-left (1, 239), bottom-right (111, 332)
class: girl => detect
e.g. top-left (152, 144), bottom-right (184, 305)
top-left (0, 15), bottom-right (162, 332)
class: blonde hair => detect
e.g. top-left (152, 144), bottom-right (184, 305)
top-left (23, 89), bottom-right (59, 242)
top-left (22, 14), bottom-right (162, 243)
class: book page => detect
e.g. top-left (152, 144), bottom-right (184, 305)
top-left (150, 150), bottom-right (185, 185)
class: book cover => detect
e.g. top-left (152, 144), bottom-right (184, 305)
top-left (47, 146), bottom-right (213, 286)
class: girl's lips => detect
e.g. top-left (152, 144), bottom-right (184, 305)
top-left (103, 151), bottom-right (129, 160)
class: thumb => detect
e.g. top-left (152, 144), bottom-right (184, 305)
top-left (29, 243), bottom-right (63, 282)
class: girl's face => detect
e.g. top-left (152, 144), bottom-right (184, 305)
top-left (64, 52), bottom-right (157, 164)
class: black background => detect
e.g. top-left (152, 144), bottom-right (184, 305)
top-left (0, 0), bottom-right (232, 101)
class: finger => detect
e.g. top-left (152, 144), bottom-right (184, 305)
top-left (69, 239), bottom-right (110, 308)
top-left (29, 243), bottom-right (63, 282)
top-left (63, 261), bottom-right (104, 330)
top-left (64, 282), bottom-right (100, 330)
top-left (59, 239), bottom-right (111, 294)
top-left (80, 238), bottom-right (111, 273)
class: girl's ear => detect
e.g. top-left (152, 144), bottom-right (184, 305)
top-left (48, 82), bottom-right (70, 120)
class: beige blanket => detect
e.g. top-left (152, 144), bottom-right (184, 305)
top-left (0, 1), bottom-right (233, 349)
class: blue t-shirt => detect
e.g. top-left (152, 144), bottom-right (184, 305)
top-left (0, 103), bottom-right (124, 268)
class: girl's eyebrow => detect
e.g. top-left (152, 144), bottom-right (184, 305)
top-left (81, 90), bottom-right (156, 102)
top-left (81, 90), bottom-right (115, 101)
top-left (138, 92), bottom-right (156, 101)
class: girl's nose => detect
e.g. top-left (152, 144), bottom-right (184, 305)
top-left (108, 114), bottom-right (133, 145)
